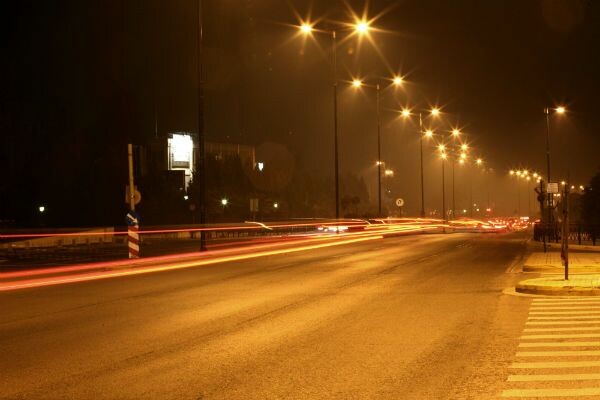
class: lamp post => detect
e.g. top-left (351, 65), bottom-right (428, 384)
top-left (352, 78), bottom-right (403, 217)
top-left (299, 20), bottom-right (372, 220)
top-left (438, 145), bottom-right (447, 222)
top-left (401, 108), bottom-right (439, 217)
top-left (544, 106), bottom-right (566, 224)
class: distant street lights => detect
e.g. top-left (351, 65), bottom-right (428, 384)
top-left (351, 77), bottom-right (403, 216)
top-left (298, 20), bottom-right (372, 220)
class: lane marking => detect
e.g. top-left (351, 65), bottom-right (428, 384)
top-left (502, 387), bottom-right (600, 397)
top-left (519, 341), bottom-right (600, 348)
top-left (508, 373), bottom-right (600, 382)
top-left (524, 327), bottom-right (600, 332)
top-left (522, 333), bottom-right (600, 339)
top-left (517, 350), bottom-right (600, 357)
top-left (527, 320), bottom-right (600, 325)
top-left (533, 298), bottom-right (600, 303)
top-left (532, 301), bottom-right (600, 306)
top-left (511, 360), bottom-right (600, 368)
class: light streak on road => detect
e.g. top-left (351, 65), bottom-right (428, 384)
top-left (0, 234), bottom-right (385, 291)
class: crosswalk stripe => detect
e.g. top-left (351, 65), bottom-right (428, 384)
top-left (524, 327), bottom-right (600, 332)
top-left (508, 373), bottom-right (600, 382)
top-left (517, 350), bottom-right (600, 357)
top-left (519, 341), bottom-right (600, 348)
top-left (526, 320), bottom-right (600, 325)
top-left (530, 311), bottom-right (600, 315)
top-left (522, 333), bottom-right (600, 339)
top-left (502, 387), bottom-right (600, 397)
top-left (511, 360), bottom-right (600, 368)
top-left (529, 316), bottom-right (600, 320)
top-left (531, 306), bottom-right (600, 311)
top-left (533, 298), bottom-right (600, 303)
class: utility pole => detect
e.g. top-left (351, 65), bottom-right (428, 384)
top-left (197, 0), bottom-right (207, 250)
top-left (562, 177), bottom-right (570, 280)
top-left (419, 113), bottom-right (425, 218)
top-left (332, 30), bottom-right (340, 220)
top-left (127, 144), bottom-right (136, 212)
top-left (376, 83), bottom-right (382, 217)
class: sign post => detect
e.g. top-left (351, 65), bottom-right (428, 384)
top-left (395, 198), bottom-right (404, 217)
top-left (127, 144), bottom-right (140, 259)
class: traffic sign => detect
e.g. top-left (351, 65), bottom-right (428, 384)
top-left (546, 182), bottom-right (559, 194)
top-left (125, 185), bottom-right (142, 205)
top-left (126, 210), bottom-right (140, 226)
top-left (395, 198), bottom-right (405, 208)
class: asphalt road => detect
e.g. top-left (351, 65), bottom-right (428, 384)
top-left (0, 232), bottom-right (532, 399)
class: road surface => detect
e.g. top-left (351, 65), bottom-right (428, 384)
top-left (1, 232), bottom-right (532, 399)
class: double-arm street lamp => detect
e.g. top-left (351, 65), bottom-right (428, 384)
top-left (298, 19), bottom-right (372, 220)
top-left (400, 107), bottom-right (440, 217)
top-left (351, 77), bottom-right (403, 216)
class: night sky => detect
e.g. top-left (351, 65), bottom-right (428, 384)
top-left (2, 0), bottom-right (599, 224)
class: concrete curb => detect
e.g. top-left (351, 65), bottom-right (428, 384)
top-left (523, 264), bottom-right (600, 273)
top-left (516, 275), bottom-right (600, 296)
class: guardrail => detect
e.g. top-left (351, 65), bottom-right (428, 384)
top-left (533, 222), bottom-right (599, 246)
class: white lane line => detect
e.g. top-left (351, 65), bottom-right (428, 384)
top-left (519, 341), bottom-right (600, 348)
top-left (517, 350), bottom-right (600, 357)
top-left (511, 360), bottom-right (600, 368)
top-left (502, 387), bottom-right (600, 397)
top-left (508, 373), bottom-right (600, 382)
top-left (529, 316), bottom-right (600, 320)
top-left (530, 311), bottom-right (600, 315)
top-left (524, 327), bottom-right (600, 332)
top-left (522, 333), bottom-right (600, 339)
top-left (525, 319), bottom-right (600, 325)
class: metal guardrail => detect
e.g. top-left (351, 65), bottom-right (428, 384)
top-left (533, 222), bottom-right (599, 246)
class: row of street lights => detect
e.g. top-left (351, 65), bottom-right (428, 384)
top-left (298, 18), bottom-right (489, 220)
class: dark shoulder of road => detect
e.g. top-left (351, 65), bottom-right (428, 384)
top-left (0, 232), bottom-right (531, 399)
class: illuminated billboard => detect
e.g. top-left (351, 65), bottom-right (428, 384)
top-left (167, 133), bottom-right (195, 189)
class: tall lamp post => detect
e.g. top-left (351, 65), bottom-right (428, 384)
top-left (299, 20), bottom-right (372, 220)
top-left (544, 106), bottom-right (566, 223)
top-left (352, 77), bottom-right (403, 216)
top-left (439, 144), bottom-right (447, 222)
top-left (401, 107), bottom-right (439, 217)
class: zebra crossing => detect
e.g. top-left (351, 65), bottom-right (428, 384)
top-left (502, 297), bottom-right (600, 398)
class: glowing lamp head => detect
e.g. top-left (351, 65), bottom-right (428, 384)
top-left (460, 152), bottom-right (467, 160)
top-left (561, 181), bottom-right (566, 186)
top-left (273, 202), bottom-right (279, 209)
top-left (461, 144), bottom-right (468, 151)
top-left (300, 23), bottom-right (313, 34)
top-left (476, 158), bottom-right (483, 165)
top-left (509, 170), bottom-right (515, 175)
top-left (221, 198), bottom-right (228, 206)
top-left (452, 129), bottom-right (460, 137)
top-left (38, 206), bottom-right (45, 213)
top-left (430, 107), bottom-right (440, 117)
top-left (352, 79), bottom-right (362, 88)
top-left (459, 159), bottom-right (465, 165)
top-left (355, 21), bottom-right (369, 34)
top-left (441, 152), bottom-right (448, 160)
top-left (438, 144), bottom-right (446, 152)
top-left (401, 108), bottom-right (411, 118)
top-left (556, 106), bottom-right (566, 114)
top-left (425, 130), bottom-right (434, 138)
top-left (392, 76), bottom-right (403, 86)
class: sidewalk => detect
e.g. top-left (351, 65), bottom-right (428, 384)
top-left (523, 252), bottom-right (600, 272)
top-left (517, 251), bottom-right (600, 296)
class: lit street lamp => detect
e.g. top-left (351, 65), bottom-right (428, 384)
top-left (351, 77), bottom-right (403, 217)
top-left (400, 107), bottom-right (440, 217)
top-left (298, 19), bottom-right (372, 220)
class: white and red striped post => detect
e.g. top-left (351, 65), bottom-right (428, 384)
top-left (126, 143), bottom-right (140, 259)
top-left (127, 218), bottom-right (140, 259)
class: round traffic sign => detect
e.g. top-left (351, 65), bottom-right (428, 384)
top-left (395, 198), bottom-right (405, 208)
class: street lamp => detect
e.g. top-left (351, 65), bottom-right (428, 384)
top-left (401, 107), bottom-right (440, 217)
top-left (351, 77), bottom-right (403, 217)
top-left (298, 19), bottom-right (377, 220)
top-left (440, 150), bottom-right (447, 222)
